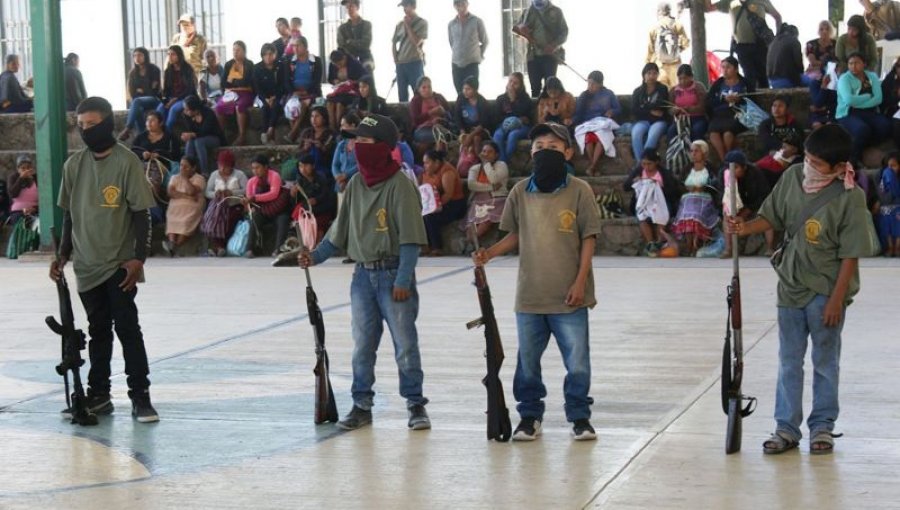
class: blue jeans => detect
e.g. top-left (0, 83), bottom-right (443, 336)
top-left (396, 60), bottom-right (425, 103)
top-left (838, 111), bottom-right (892, 159)
top-left (185, 135), bottom-right (221, 176)
top-left (666, 116), bottom-right (708, 142)
top-left (775, 295), bottom-right (844, 441)
top-left (514, 308), bottom-right (592, 422)
top-left (157, 99), bottom-right (186, 132)
top-left (126, 96), bottom-right (161, 132)
top-left (631, 120), bottom-right (669, 160)
top-left (492, 125), bottom-right (531, 162)
top-left (768, 77), bottom-right (798, 89)
top-left (350, 265), bottom-right (427, 410)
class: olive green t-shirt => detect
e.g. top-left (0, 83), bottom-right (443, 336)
top-left (715, 0), bottom-right (775, 44)
top-left (757, 165), bottom-right (881, 309)
top-left (500, 177), bottom-right (602, 314)
top-left (326, 171), bottom-right (426, 262)
top-left (58, 144), bottom-right (156, 292)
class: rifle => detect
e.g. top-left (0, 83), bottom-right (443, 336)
top-left (512, 11), bottom-right (587, 82)
top-left (466, 226), bottom-right (512, 442)
top-left (721, 164), bottom-right (756, 453)
top-left (45, 228), bottom-right (98, 426)
top-left (297, 223), bottom-right (338, 425)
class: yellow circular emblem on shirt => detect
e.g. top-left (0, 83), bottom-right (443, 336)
top-left (102, 186), bottom-right (121, 208)
top-left (805, 219), bottom-right (822, 245)
top-left (558, 210), bottom-right (576, 233)
top-left (376, 208), bottom-right (388, 232)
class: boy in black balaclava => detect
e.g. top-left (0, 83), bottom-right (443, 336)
top-left (473, 122), bottom-right (602, 441)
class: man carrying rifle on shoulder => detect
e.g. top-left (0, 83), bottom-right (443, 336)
top-left (472, 122), bottom-right (602, 441)
top-left (299, 114), bottom-right (431, 431)
top-left (514, 0), bottom-right (568, 98)
top-left (49, 97), bottom-right (159, 423)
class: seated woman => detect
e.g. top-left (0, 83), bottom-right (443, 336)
top-left (298, 106), bottom-right (337, 177)
top-left (536, 77), bottom-right (575, 127)
top-left (332, 112), bottom-right (360, 195)
top-left (453, 76), bottom-right (493, 178)
top-left (291, 153), bottom-right (337, 243)
top-left (181, 95), bottom-right (226, 177)
top-left (421, 149), bottom-right (466, 256)
top-left (809, 73), bottom-right (837, 129)
top-left (463, 141), bottom-right (509, 251)
top-left (572, 70), bottom-right (621, 176)
top-left (131, 110), bottom-right (181, 223)
top-left (6, 154), bottom-right (38, 226)
top-left (836, 52), bottom-right (890, 161)
top-left (835, 15), bottom-right (878, 74)
top-left (283, 36), bottom-right (324, 143)
top-left (325, 49), bottom-right (366, 132)
top-left (163, 155), bottom-right (207, 257)
top-left (492, 72), bottom-right (533, 163)
top-left (349, 74), bottom-right (387, 118)
top-left (720, 150), bottom-right (772, 258)
top-left (156, 45), bottom-right (197, 132)
top-left (624, 149), bottom-right (680, 257)
top-left (119, 47), bottom-right (162, 140)
top-left (199, 50), bottom-right (225, 106)
top-left (409, 76), bottom-right (451, 159)
top-left (631, 63), bottom-right (670, 164)
top-left (201, 150), bottom-right (247, 257)
top-left (214, 41), bottom-right (255, 146)
top-left (253, 43), bottom-right (283, 145)
top-left (673, 141), bottom-right (720, 256)
top-left (803, 20), bottom-right (836, 86)
top-left (878, 152), bottom-right (900, 256)
top-left (706, 56), bottom-right (754, 162)
top-left (667, 64), bottom-right (708, 142)
top-left (756, 131), bottom-right (804, 188)
top-left (245, 154), bottom-right (291, 258)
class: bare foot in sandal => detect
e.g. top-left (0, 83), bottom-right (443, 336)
top-left (810, 430), bottom-right (841, 455)
top-left (763, 431), bottom-right (799, 454)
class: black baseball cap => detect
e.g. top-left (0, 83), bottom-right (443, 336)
top-left (398, 0), bottom-right (416, 6)
top-left (529, 122), bottom-right (573, 148)
top-left (341, 0), bottom-right (359, 5)
top-left (342, 114), bottom-right (399, 148)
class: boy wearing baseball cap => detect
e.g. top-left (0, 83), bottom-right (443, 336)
top-left (473, 122), bottom-right (603, 441)
top-left (300, 114), bottom-right (431, 431)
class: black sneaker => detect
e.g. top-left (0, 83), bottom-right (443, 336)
top-left (407, 404), bottom-right (431, 430)
top-left (512, 417), bottom-right (542, 441)
top-left (336, 406), bottom-right (372, 430)
top-left (60, 391), bottom-right (113, 419)
top-left (129, 390), bottom-right (159, 423)
top-left (572, 418), bottom-right (597, 441)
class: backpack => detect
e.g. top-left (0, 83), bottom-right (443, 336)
top-left (655, 20), bottom-right (681, 65)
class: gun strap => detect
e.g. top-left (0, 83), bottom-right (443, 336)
top-left (64, 372), bottom-right (72, 410)
top-left (786, 181), bottom-right (844, 238)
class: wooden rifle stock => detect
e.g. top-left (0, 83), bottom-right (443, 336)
top-left (307, 275), bottom-right (338, 425)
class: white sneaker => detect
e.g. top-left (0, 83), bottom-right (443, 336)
top-left (512, 418), bottom-right (542, 441)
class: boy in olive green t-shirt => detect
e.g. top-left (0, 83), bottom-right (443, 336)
top-left (474, 122), bottom-right (602, 442)
top-left (728, 124), bottom-right (880, 455)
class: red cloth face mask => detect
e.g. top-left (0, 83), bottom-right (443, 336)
top-left (355, 142), bottom-right (400, 187)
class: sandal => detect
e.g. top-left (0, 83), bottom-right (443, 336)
top-left (810, 430), bottom-right (842, 455)
top-left (763, 430), bottom-right (799, 455)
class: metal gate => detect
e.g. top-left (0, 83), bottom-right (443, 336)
top-left (122, 0), bottom-right (225, 71)
top-left (501, 0), bottom-right (528, 77)
top-left (0, 0), bottom-right (32, 80)
top-left (319, 0), bottom-right (346, 69)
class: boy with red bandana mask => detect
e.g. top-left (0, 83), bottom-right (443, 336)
top-left (299, 114), bottom-right (431, 431)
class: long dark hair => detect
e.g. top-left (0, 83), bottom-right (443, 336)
top-left (165, 45), bottom-right (195, 84)
top-left (359, 74), bottom-right (378, 98)
top-left (539, 76), bottom-right (566, 99)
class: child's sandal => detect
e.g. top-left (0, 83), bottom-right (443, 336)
top-left (763, 430), bottom-right (799, 455)
top-left (810, 430), bottom-right (841, 455)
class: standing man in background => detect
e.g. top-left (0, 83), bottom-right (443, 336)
top-left (171, 13), bottom-right (208, 75)
top-left (338, 0), bottom-right (375, 72)
top-left (707, 0), bottom-right (781, 89)
top-left (514, 0), bottom-right (568, 98)
top-left (860, 0), bottom-right (900, 40)
top-left (647, 2), bottom-right (689, 89)
top-left (448, 0), bottom-right (488, 95)
top-left (392, 0), bottom-right (428, 103)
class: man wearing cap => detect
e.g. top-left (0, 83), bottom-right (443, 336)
top-left (515, 0), bottom-right (569, 98)
top-left (171, 13), bottom-right (208, 75)
top-left (299, 114), bottom-right (431, 431)
top-left (473, 122), bottom-right (602, 441)
top-left (393, 0), bottom-right (429, 102)
top-left (448, 0), bottom-right (488, 96)
top-left (720, 149), bottom-right (772, 258)
top-left (338, 0), bottom-right (375, 72)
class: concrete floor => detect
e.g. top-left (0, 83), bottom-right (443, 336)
top-left (0, 256), bottom-right (897, 510)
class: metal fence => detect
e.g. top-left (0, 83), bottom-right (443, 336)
top-left (319, 0), bottom-right (345, 71)
top-left (122, 0), bottom-right (225, 72)
top-left (501, 0), bottom-right (528, 77)
top-left (0, 0), bottom-right (32, 80)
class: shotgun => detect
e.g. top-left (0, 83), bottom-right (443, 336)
top-left (466, 227), bottom-right (512, 442)
top-left (45, 228), bottom-right (98, 426)
top-left (722, 164), bottom-right (756, 453)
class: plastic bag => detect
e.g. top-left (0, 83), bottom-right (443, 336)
top-left (226, 219), bottom-right (251, 257)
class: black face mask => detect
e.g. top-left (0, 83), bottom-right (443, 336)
top-left (531, 149), bottom-right (567, 192)
top-left (78, 114), bottom-right (117, 153)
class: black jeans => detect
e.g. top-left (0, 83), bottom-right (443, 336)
top-left (78, 268), bottom-right (150, 394)
top-left (734, 42), bottom-right (769, 89)
top-left (423, 199), bottom-right (467, 249)
top-left (452, 62), bottom-right (480, 95)
top-left (259, 98), bottom-right (280, 131)
top-left (249, 211), bottom-right (291, 254)
top-left (527, 55), bottom-right (559, 97)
